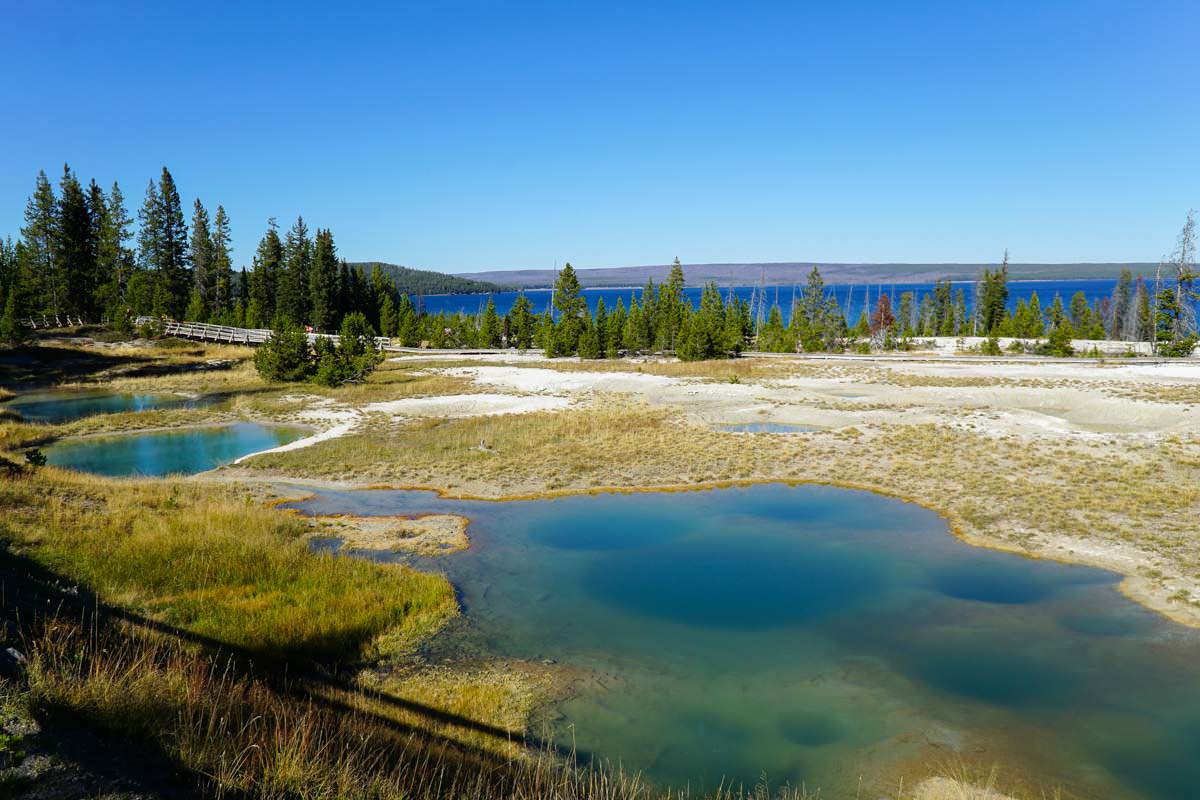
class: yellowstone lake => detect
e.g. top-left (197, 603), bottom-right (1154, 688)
top-left (292, 484), bottom-right (1200, 800)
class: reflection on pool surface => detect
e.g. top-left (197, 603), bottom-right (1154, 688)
top-left (46, 422), bottom-right (307, 476)
top-left (6, 390), bottom-right (208, 423)
top-left (288, 484), bottom-right (1200, 799)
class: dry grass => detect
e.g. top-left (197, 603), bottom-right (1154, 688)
top-left (0, 468), bottom-right (456, 662)
top-left (18, 616), bottom-right (1036, 800)
top-left (97, 354), bottom-right (264, 395)
top-left (521, 357), bottom-right (807, 381)
top-left (17, 617), bottom-right (824, 800)
top-left (13, 617), bottom-right (1051, 800)
top-left (355, 661), bottom-right (550, 755)
top-left (315, 514), bottom-right (471, 556)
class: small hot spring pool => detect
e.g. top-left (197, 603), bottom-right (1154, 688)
top-left (287, 484), bottom-right (1200, 800)
top-left (5, 390), bottom-right (212, 423)
top-left (714, 422), bottom-right (822, 433)
top-left (46, 423), bottom-right (307, 477)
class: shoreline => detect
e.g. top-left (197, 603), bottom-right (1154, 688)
top-left (228, 468), bottom-right (1200, 631)
top-left (257, 469), bottom-right (1155, 800)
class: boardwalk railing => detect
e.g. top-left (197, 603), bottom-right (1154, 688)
top-left (20, 314), bottom-right (87, 329)
top-left (135, 317), bottom-right (391, 349)
top-left (136, 317), bottom-right (273, 345)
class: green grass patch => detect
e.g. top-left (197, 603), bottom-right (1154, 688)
top-left (0, 470), bottom-right (456, 663)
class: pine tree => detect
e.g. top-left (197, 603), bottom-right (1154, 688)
top-left (1012, 299), bottom-right (1029, 337)
top-left (933, 279), bottom-right (954, 335)
top-left (623, 295), bottom-right (642, 353)
top-left (757, 305), bottom-right (789, 352)
top-left (135, 178), bottom-right (161, 276)
top-left (819, 297), bottom-right (849, 352)
top-left (850, 311), bottom-right (869, 338)
top-left (189, 199), bottom-right (214, 319)
top-left (159, 168), bottom-right (190, 315)
top-left (655, 258), bottom-right (686, 351)
top-left (336, 261), bottom-right (353, 323)
top-left (551, 263), bottom-right (585, 355)
top-left (367, 266), bottom-right (394, 332)
top-left (346, 264), bottom-right (370, 321)
top-left (917, 293), bottom-right (935, 336)
top-left (396, 293), bottom-right (419, 346)
top-left (635, 279), bottom-right (656, 350)
top-left (86, 180), bottom-right (109, 310)
top-left (94, 181), bottom-right (135, 320)
top-left (309, 228), bottom-right (340, 332)
top-left (1048, 293), bottom-right (1067, 329)
top-left (1043, 318), bottom-right (1075, 357)
top-left (593, 297), bottom-right (608, 357)
top-left (1111, 269), bottom-right (1133, 339)
top-left (1133, 279), bottom-right (1152, 342)
top-left (479, 296), bottom-right (501, 347)
top-left (22, 171), bottom-right (59, 317)
top-left (247, 219), bottom-right (283, 327)
top-left (0, 286), bottom-right (27, 345)
top-left (799, 267), bottom-right (826, 327)
top-left (896, 292), bottom-right (915, 338)
top-left (681, 282), bottom-right (725, 359)
top-left (508, 293), bottom-right (535, 350)
top-left (535, 310), bottom-right (554, 353)
top-left (577, 313), bottom-right (602, 359)
top-left (279, 216), bottom-right (312, 325)
top-left (55, 165), bottom-right (97, 319)
top-left (377, 293), bottom-right (397, 337)
top-left (138, 168), bottom-right (190, 317)
top-left (0, 238), bottom-right (16, 310)
top-left (313, 312), bottom-right (381, 386)
top-left (237, 267), bottom-right (250, 309)
top-left (607, 298), bottom-right (626, 358)
top-left (254, 321), bottom-right (314, 382)
top-left (184, 288), bottom-right (206, 322)
top-left (1026, 292), bottom-right (1045, 337)
top-left (674, 309), bottom-right (703, 361)
top-left (1069, 291), bottom-right (1092, 334)
top-left (978, 253), bottom-right (1010, 334)
top-left (211, 206), bottom-right (233, 320)
top-left (722, 291), bottom-right (745, 355)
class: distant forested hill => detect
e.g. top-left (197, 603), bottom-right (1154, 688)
top-left (350, 262), bottom-right (506, 294)
top-left (457, 262), bottom-right (1161, 289)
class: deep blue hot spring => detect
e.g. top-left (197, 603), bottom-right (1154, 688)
top-left (289, 484), bottom-right (1200, 800)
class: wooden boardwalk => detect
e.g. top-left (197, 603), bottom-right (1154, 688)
top-left (134, 318), bottom-right (392, 349)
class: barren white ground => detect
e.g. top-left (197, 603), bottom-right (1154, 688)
top-left (241, 353), bottom-right (1200, 459)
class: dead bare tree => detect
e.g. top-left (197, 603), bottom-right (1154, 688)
top-left (1173, 210), bottom-right (1198, 338)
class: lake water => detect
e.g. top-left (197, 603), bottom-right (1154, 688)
top-left (5, 390), bottom-right (207, 423)
top-left (46, 423), bottom-right (307, 477)
top-left (413, 278), bottom-right (1188, 325)
top-left (289, 484), bottom-right (1200, 800)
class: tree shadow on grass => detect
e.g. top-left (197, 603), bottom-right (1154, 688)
top-left (0, 542), bottom-right (581, 798)
top-left (0, 345), bottom-right (152, 388)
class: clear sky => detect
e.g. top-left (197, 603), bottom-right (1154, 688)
top-left (2, 1), bottom-right (1197, 272)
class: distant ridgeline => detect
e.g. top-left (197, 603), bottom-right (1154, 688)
top-left (347, 262), bottom-right (506, 295)
top-left (456, 261), bottom-right (1164, 290)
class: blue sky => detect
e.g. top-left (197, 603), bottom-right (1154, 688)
top-left (2, 1), bottom-right (1197, 271)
